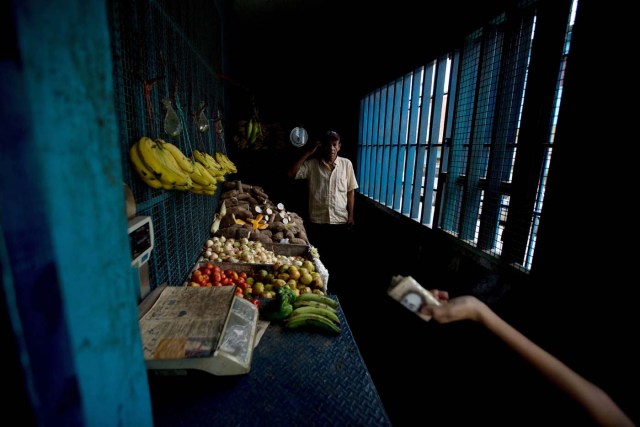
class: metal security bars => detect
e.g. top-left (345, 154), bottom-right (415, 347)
top-left (357, 0), bottom-right (577, 272)
top-left (357, 53), bottom-right (455, 228)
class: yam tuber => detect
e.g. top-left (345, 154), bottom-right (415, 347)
top-left (289, 237), bottom-right (308, 245)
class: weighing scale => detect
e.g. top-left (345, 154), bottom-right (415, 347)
top-left (138, 285), bottom-right (258, 376)
top-left (128, 215), bottom-right (154, 300)
top-left (128, 212), bottom-right (258, 376)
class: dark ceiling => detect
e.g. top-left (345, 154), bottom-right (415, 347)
top-left (225, 0), bottom-right (520, 125)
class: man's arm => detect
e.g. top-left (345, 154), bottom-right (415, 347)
top-left (287, 141), bottom-right (319, 178)
top-left (346, 189), bottom-right (355, 225)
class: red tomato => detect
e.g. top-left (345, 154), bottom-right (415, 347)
top-left (206, 263), bottom-right (215, 270)
top-left (249, 298), bottom-right (260, 308)
top-left (213, 272), bottom-right (222, 283)
top-left (225, 270), bottom-right (239, 281)
top-left (239, 272), bottom-right (247, 280)
top-left (198, 274), bottom-right (210, 286)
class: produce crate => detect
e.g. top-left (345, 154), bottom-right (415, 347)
top-left (263, 242), bottom-right (311, 258)
top-left (186, 256), bottom-right (329, 294)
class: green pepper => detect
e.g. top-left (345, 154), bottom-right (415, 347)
top-left (259, 288), bottom-right (295, 321)
top-left (278, 287), bottom-right (296, 305)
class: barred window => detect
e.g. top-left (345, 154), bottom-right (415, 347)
top-left (356, 0), bottom-right (578, 272)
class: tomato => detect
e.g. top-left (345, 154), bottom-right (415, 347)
top-left (198, 274), bottom-right (210, 286)
top-left (239, 272), bottom-right (247, 280)
top-left (206, 263), bottom-right (215, 270)
top-left (225, 270), bottom-right (239, 281)
top-left (213, 271), bottom-right (222, 283)
top-left (249, 298), bottom-right (260, 308)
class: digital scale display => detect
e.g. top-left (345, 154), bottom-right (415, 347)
top-left (128, 216), bottom-right (154, 267)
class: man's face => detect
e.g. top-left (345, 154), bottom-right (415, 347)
top-left (322, 139), bottom-right (341, 164)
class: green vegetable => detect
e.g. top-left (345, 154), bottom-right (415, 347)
top-left (278, 287), bottom-right (296, 305)
top-left (259, 287), bottom-right (295, 321)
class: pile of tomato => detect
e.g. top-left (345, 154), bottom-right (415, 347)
top-left (188, 263), bottom-right (260, 307)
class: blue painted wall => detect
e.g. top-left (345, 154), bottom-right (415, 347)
top-left (1, 0), bottom-right (153, 425)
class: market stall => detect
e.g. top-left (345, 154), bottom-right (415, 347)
top-left (144, 294), bottom-right (391, 426)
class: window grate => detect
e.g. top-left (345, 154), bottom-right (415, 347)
top-left (357, 0), bottom-right (578, 272)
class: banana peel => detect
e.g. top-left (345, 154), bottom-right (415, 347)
top-left (234, 214), bottom-right (268, 231)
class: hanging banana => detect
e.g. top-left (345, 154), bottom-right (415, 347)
top-left (129, 140), bottom-right (163, 189)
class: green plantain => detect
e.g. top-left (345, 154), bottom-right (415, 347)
top-left (297, 292), bottom-right (339, 308)
top-left (290, 305), bottom-right (340, 324)
top-left (292, 300), bottom-right (337, 313)
top-left (285, 313), bottom-right (341, 334)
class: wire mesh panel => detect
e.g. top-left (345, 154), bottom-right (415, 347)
top-left (357, 0), bottom-right (577, 272)
top-left (109, 0), bottom-right (225, 289)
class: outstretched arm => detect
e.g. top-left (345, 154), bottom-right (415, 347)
top-left (423, 292), bottom-right (635, 427)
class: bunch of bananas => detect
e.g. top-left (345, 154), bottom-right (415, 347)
top-left (192, 149), bottom-right (237, 180)
top-left (246, 117), bottom-right (262, 146)
top-left (129, 136), bottom-right (220, 195)
top-left (214, 152), bottom-right (237, 174)
top-left (285, 293), bottom-right (341, 335)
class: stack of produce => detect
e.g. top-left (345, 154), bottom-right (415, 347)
top-left (261, 291), bottom-right (341, 335)
top-left (211, 180), bottom-right (309, 245)
top-left (197, 236), bottom-right (329, 294)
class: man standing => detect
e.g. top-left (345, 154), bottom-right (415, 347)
top-left (287, 130), bottom-right (358, 277)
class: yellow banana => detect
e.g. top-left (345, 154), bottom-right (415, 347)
top-left (136, 136), bottom-right (167, 179)
top-left (192, 149), bottom-right (208, 166)
top-left (203, 152), bottom-right (226, 176)
top-left (190, 183), bottom-right (217, 195)
top-left (155, 140), bottom-right (193, 187)
top-left (215, 152), bottom-right (237, 173)
top-left (193, 152), bottom-right (216, 179)
top-left (138, 137), bottom-right (191, 187)
top-left (129, 141), bottom-right (163, 189)
top-left (193, 160), bottom-right (217, 186)
top-left (188, 162), bottom-right (212, 186)
top-left (161, 140), bottom-right (195, 174)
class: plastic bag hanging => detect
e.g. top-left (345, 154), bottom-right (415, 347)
top-left (197, 101), bottom-right (209, 133)
top-left (162, 98), bottom-right (182, 137)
